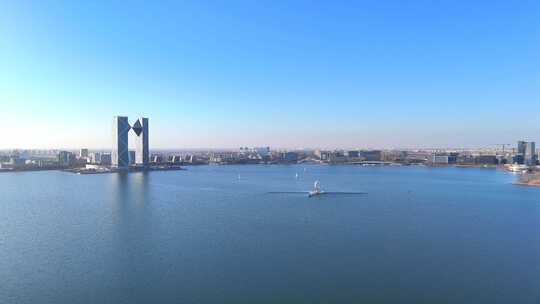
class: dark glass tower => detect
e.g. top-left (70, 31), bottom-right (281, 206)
top-left (112, 116), bottom-right (130, 169)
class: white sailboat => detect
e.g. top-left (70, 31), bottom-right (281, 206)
top-left (268, 180), bottom-right (366, 197)
top-left (308, 180), bottom-right (324, 197)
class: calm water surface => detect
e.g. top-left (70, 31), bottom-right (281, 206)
top-left (1, 165), bottom-right (539, 303)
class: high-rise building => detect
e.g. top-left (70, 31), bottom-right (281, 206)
top-left (79, 148), bottom-right (89, 158)
top-left (89, 152), bottom-right (101, 164)
top-left (101, 153), bottom-right (112, 166)
top-left (517, 141), bottom-right (536, 166)
top-left (132, 117), bottom-right (149, 166)
top-left (524, 142), bottom-right (536, 166)
top-left (518, 141), bottom-right (527, 155)
top-left (58, 151), bottom-right (74, 167)
top-left (112, 116), bottom-right (130, 169)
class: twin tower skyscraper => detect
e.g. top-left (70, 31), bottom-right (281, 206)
top-left (112, 116), bottom-right (149, 169)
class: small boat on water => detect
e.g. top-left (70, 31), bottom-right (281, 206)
top-left (308, 180), bottom-right (324, 197)
top-left (268, 180), bottom-right (367, 197)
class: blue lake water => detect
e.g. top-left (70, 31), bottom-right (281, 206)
top-left (0, 165), bottom-right (539, 303)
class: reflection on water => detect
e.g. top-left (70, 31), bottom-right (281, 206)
top-left (111, 172), bottom-right (151, 205)
top-left (110, 172), bottom-right (130, 225)
top-left (109, 172), bottom-right (152, 230)
top-left (111, 172), bottom-right (129, 200)
top-left (109, 171), bottom-right (154, 288)
top-left (132, 171), bottom-right (151, 206)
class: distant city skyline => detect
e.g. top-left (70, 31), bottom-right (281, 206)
top-left (1, 1), bottom-right (539, 149)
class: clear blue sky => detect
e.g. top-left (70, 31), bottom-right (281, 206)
top-left (1, 0), bottom-right (538, 149)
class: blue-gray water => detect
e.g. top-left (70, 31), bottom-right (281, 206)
top-left (1, 165), bottom-right (539, 303)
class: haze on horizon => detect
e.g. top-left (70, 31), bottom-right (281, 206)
top-left (1, 1), bottom-right (538, 150)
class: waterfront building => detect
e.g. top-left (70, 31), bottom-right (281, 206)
top-left (132, 117), bottom-right (149, 166)
top-left (79, 148), bottom-right (89, 159)
top-left (112, 116), bottom-right (130, 169)
top-left (328, 151), bottom-right (347, 163)
top-left (254, 147), bottom-right (270, 154)
top-left (281, 152), bottom-right (299, 163)
top-left (184, 155), bottom-right (197, 164)
top-left (496, 155), bottom-right (508, 165)
top-left (100, 153), bottom-right (112, 166)
top-left (58, 151), bottom-right (74, 167)
top-left (502, 153), bottom-right (514, 165)
top-left (89, 152), bottom-right (101, 164)
top-left (457, 154), bottom-right (475, 165)
top-left (524, 142), bottom-right (536, 166)
top-left (517, 141), bottom-right (527, 155)
top-left (0, 157), bottom-right (26, 170)
top-left (11, 157), bottom-right (26, 167)
top-left (346, 151), bottom-right (360, 158)
top-left (169, 155), bottom-right (182, 163)
top-left (513, 154), bottom-right (524, 165)
top-left (430, 153), bottom-right (457, 165)
top-left (474, 155), bottom-right (498, 165)
top-left (360, 150), bottom-right (382, 162)
top-left (382, 150), bottom-right (407, 162)
top-left (314, 150), bottom-right (331, 161)
top-left (517, 141), bottom-right (536, 166)
top-left (431, 155), bottom-right (449, 164)
top-left (151, 154), bottom-right (163, 164)
top-left (448, 153), bottom-right (458, 164)
top-left (209, 153), bottom-right (229, 164)
top-left (405, 152), bottom-right (430, 163)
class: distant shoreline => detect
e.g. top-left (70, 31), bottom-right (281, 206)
top-left (512, 178), bottom-right (540, 187)
top-left (0, 162), bottom-right (526, 174)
